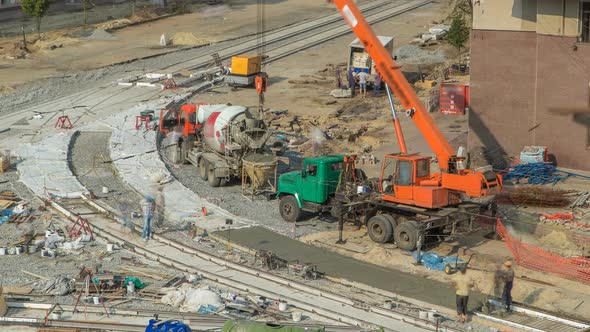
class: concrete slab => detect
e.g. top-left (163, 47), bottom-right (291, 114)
top-left (215, 226), bottom-right (488, 312)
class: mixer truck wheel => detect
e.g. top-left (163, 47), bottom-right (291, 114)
top-left (279, 195), bottom-right (301, 223)
top-left (198, 159), bottom-right (208, 180)
top-left (207, 164), bottom-right (221, 187)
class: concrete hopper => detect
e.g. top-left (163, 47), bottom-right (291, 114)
top-left (241, 153), bottom-right (277, 200)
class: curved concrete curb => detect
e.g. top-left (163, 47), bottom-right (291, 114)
top-left (103, 95), bottom-right (253, 232)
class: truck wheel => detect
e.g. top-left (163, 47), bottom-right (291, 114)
top-left (367, 215), bottom-right (394, 243)
top-left (207, 164), bottom-right (221, 187)
top-left (198, 159), bottom-right (208, 180)
top-left (279, 195), bottom-right (301, 223)
top-left (394, 221), bottom-right (418, 251)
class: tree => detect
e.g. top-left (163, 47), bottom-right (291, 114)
top-left (447, 16), bottom-right (470, 52)
top-left (20, 0), bottom-right (50, 36)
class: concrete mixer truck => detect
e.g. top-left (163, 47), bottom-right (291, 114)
top-left (159, 103), bottom-right (275, 187)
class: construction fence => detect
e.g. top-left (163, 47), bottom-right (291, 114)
top-left (496, 219), bottom-right (590, 284)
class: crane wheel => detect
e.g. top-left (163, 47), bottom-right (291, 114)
top-left (198, 159), bottom-right (208, 180)
top-left (367, 215), bottom-right (394, 243)
top-left (279, 195), bottom-right (301, 223)
top-left (207, 164), bottom-right (221, 187)
top-left (394, 220), bottom-right (419, 251)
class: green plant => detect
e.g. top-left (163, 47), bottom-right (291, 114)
top-left (447, 15), bottom-right (470, 51)
top-left (20, 0), bottom-right (50, 36)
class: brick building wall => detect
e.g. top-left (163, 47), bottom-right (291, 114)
top-left (469, 30), bottom-right (590, 170)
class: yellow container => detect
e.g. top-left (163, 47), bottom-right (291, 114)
top-left (231, 54), bottom-right (261, 76)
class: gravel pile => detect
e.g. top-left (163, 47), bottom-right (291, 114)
top-left (394, 45), bottom-right (447, 64)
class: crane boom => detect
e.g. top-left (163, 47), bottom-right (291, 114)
top-left (331, 0), bottom-right (456, 171)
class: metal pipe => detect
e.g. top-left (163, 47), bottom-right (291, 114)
top-left (385, 83), bottom-right (408, 153)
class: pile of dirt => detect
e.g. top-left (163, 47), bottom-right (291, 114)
top-left (85, 29), bottom-right (117, 41)
top-left (169, 32), bottom-right (212, 46)
top-left (34, 36), bottom-right (79, 51)
top-left (538, 231), bottom-right (580, 252)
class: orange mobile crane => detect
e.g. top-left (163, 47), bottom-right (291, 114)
top-left (330, 0), bottom-right (502, 207)
top-left (275, 1), bottom-right (501, 251)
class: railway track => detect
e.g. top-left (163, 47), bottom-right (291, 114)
top-left (2, 302), bottom-right (360, 332)
top-left (161, 0), bottom-right (432, 73)
top-left (46, 196), bottom-right (451, 332)
top-left (474, 300), bottom-right (589, 332)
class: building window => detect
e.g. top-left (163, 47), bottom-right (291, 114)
top-left (581, 1), bottom-right (590, 42)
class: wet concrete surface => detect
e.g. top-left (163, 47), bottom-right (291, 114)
top-left (215, 226), bottom-right (487, 312)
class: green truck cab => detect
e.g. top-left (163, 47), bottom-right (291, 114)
top-left (277, 155), bottom-right (346, 222)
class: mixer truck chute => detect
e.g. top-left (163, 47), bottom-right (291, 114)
top-left (159, 103), bottom-right (275, 188)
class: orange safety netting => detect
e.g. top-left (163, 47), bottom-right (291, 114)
top-left (496, 219), bottom-right (590, 284)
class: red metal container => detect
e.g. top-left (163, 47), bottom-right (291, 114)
top-left (439, 83), bottom-right (469, 115)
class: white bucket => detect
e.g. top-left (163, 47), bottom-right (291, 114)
top-left (278, 301), bottom-right (288, 311)
top-left (106, 243), bottom-right (114, 252)
top-left (127, 282), bottom-right (135, 294)
top-left (102, 186), bottom-right (109, 194)
top-left (383, 301), bottom-right (393, 310)
top-left (50, 312), bottom-right (62, 320)
top-left (93, 296), bottom-right (100, 304)
top-left (78, 234), bottom-right (92, 242)
top-left (292, 311), bottom-right (302, 322)
top-left (356, 186), bottom-right (369, 194)
top-left (418, 311), bottom-right (428, 320)
top-left (0, 247), bottom-right (6, 255)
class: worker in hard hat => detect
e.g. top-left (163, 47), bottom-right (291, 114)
top-left (502, 260), bottom-right (515, 312)
top-left (140, 195), bottom-right (155, 242)
top-left (451, 266), bottom-right (474, 323)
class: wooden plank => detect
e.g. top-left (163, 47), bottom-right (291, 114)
top-left (0, 199), bottom-right (14, 209)
top-left (3, 287), bottom-right (33, 294)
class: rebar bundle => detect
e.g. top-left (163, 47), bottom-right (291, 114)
top-left (505, 186), bottom-right (572, 207)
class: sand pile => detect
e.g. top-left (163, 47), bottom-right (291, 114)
top-left (95, 18), bottom-right (132, 30)
top-left (169, 32), bottom-right (211, 46)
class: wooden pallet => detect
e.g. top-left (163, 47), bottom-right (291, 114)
top-left (7, 214), bottom-right (33, 224)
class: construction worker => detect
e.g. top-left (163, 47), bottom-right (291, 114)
top-left (493, 263), bottom-right (503, 298)
top-left (373, 71), bottom-right (382, 96)
top-left (140, 195), bottom-right (155, 241)
top-left (451, 266), bottom-right (474, 323)
top-left (347, 67), bottom-right (356, 97)
top-left (357, 70), bottom-right (369, 98)
top-left (502, 260), bottom-right (515, 312)
top-left (335, 67), bottom-right (342, 89)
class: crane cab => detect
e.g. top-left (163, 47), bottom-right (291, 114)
top-left (379, 154), bottom-right (457, 209)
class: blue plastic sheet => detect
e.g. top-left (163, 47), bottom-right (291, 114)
top-left (411, 251), bottom-right (464, 271)
top-left (197, 304), bottom-right (219, 315)
top-left (0, 209), bottom-right (13, 224)
top-left (145, 319), bottom-right (192, 332)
